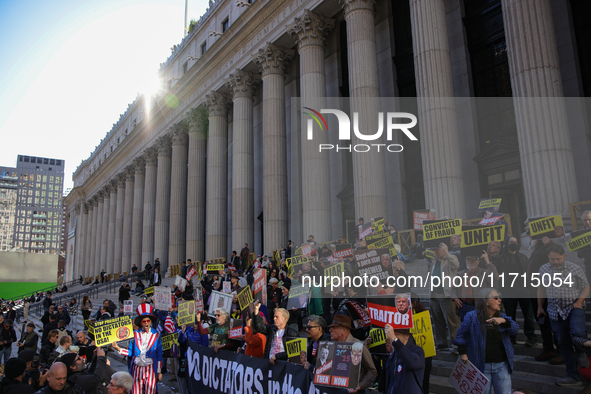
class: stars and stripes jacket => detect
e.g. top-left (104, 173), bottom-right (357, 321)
top-left (119, 327), bottom-right (163, 375)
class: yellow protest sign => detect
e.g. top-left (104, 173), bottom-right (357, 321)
top-left (178, 301), bottom-right (196, 326)
top-left (237, 285), bottom-right (253, 311)
top-left (372, 217), bottom-right (386, 233)
top-left (461, 225), bottom-right (505, 248)
top-left (423, 219), bottom-right (462, 248)
top-left (478, 198), bottom-right (502, 211)
top-left (84, 320), bottom-right (95, 335)
top-left (424, 249), bottom-right (435, 260)
top-left (93, 316), bottom-right (133, 347)
top-left (529, 215), bottom-right (564, 239)
top-left (567, 230), bottom-right (591, 252)
top-left (286, 337), bottom-right (307, 364)
top-left (287, 255), bottom-right (312, 277)
top-left (144, 287), bottom-right (154, 295)
top-left (162, 332), bottom-right (179, 351)
top-left (368, 328), bottom-right (387, 352)
top-left (207, 264), bottom-right (225, 272)
top-left (409, 311), bottom-right (436, 358)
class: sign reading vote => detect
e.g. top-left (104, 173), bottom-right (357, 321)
top-left (93, 316), bottom-right (133, 347)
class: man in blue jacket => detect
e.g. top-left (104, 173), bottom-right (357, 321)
top-left (112, 309), bottom-right (163, 394)
top-left (384, 324), bottom-right (425, 394)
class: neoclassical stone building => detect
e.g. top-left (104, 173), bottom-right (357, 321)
top-left (64, 0), bottom-right (591, 280)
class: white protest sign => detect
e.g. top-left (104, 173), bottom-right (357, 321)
top-left (123, 300), bottom-right (133, 314)
top-left (154, 286), bottom-right (172, 311)
top-left (208, 290), bottom-right (233, 318)
top-left (448, 358), bottom-right (490, 394)
top-left (223, 281), bottom-right (231, 294)
top-left (175, 275), bottom-right (187, 291)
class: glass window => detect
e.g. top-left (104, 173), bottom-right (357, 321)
top-left (40, 198), bottom-right (45, 205)
top-left (42, 175), bottom-right (47, 182)
top-left (49, 176), bottom-right (54, 183)
top-left (42, 184), bottom-right (46, 189)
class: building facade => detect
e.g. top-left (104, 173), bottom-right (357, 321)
top-left (0, 155), bottom-right (65, 254)
top-left (64, 0), bottom-right (591, 281)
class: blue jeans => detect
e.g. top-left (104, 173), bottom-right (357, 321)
top-left (0, 346), bottom-right (12, 365)
top-left (550, 307), bottom-right (587, 378)
top-left (483, 361), bottom-right (511, 394)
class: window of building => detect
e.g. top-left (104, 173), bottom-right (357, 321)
top-left (56, 160), bottom-right (61, 166)
top-left (183, 61), bottom-right (189, 75)
top-left (50, 159), bottom-right (55, 165)
top-left (222, 17), bottom-right (229, 32)
top-left (43, 158), bottom-right (48, 164)
top-left (201, 41), bottom-right (207, 55)
top-left (24, 157), bottom-right (29, 162)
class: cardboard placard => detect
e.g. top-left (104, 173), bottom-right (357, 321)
top-left (144, 286), bottom-right (154, 295)
top-left (223, 281), bottom-right (231, 294)
top-left (84, 319), bottom-right (95, 335)
top-left (448, 358), bottom-right (490, 394)
top-left (423, 219), bottom-right (462, 249)
top-left (123, 300), bottom-right (133, 315)
top-left (358, 223), bottom-right (373, 240)
top-left (286, 337), bottom-right (307, 364)
top-left (372, 217), bottom-right (386, 233)
top-left (478, 198), bottom-right (502, 212)
top-left (229, 319), bottom-right (243, 339)
top-left (154, 286), bottom-right (172, 310)
top-left (460, 225), bottom-right (505, 259)
top-left (194, 284), bottom-right (204, 313)
top-left (332, 243), bottom-right (353, 260)
top-left (237, 286), bottom-right (253, 311)
top-left (345, 301), bottom-right (371, 329)
top-left (368, 328), bottom-right (387, 354)
top-left (313, 341), bottom-right (362, 389)
top-left (186, 266), bottom-right (197, 281)
top-left (413, 209), bottom-right (436, 231)
top-left (353, 249), bottom-right (392, 295)
top-left (207, 264), bottom-right (225, 273)
top-left (409, 311), bottom-right (436, 358)
top-left (252, 268), bottom-right (267, 304)
top-left (366, 294), bottom-right (413, 329)
top-left (478, 213), bottom-right (504, 226)
top-left (175, 275), bottom-right (188, 291)
top-left (208, 290), bottom-right (233, 318)
top-left (287, 255), bottom-right (313, 277)
top-left (178, 301), bottom-right (196, 326)
top-left (93, 316), bottom-right (133, 347)
top-left (286, 284), bottom-right (310, 309)
top-left (162, 332), bottom-right (179, 358)
top-left (566, 229), bottom-right (591, 252)
top-left (529, 215), bottom-right (565, 239)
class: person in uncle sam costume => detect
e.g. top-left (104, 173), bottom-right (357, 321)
top-left (112, 303), bottom-right (163, 394)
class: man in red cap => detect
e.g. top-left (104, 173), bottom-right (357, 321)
top-left (328, 314), bottom-right (377, 393)
top-left (112, 307), bottom-right (162, 394)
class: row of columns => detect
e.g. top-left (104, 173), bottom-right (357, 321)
top-left (71, 0), bottom-right (577, 280)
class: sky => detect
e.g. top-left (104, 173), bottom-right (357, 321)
top-left (0, 0), bottom-right (209, 192)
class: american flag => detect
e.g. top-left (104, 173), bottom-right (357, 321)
top-left (164, 314), bottom-right (176, 333)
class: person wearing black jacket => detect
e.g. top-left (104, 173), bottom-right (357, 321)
top-left (39, 331), bottom-right (59, 367)
top-left (149, 268), bottom-right (162, 287)
top-left (118, 284), bottom-right (131, 310)
top-left (55, 307), bottom-right (71, 327)
top-left (253, 305), bottom-right (298, 363)
top-left (42, 315), bottom-right (58, 342)
top-left (302, 315), bottom-right (330, 371)
top-left (384, 325), bottom-right (425, 394)
top-left (0, 321), bottom-right (18, 366)
top-left (17, 323), bottom-right (38, 353)
top-left (41, 306), bottom-right (56, 327)
top-left (42, 295), bottom-right (53, 313)
top-left (230, 252), bottom-right (241, 271)
top-left (0, 358), bottom-right (36, 394)
top-left (59, 348), bottom-right (112, 394)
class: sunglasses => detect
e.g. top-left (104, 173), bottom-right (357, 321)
top-left (141, 319), bottom-right (152, 323)
top-left (306, 325), bottom-right (320, 330)
top-left (215, 314), bottom-right (221, 317)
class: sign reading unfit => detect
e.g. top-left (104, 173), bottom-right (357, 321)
top-left (286, 337), bottom-right (307, 364)
top-left (529, 215), bottom-right (565, 239)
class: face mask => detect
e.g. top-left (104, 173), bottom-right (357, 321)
top-left (508, 243), bottom-right (519, 252)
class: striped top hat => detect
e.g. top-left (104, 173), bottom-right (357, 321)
top-left (135, 303), bottom-right (157, 327)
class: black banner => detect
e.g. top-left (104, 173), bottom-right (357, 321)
top-left (186, 341), bottom-right (313, 394)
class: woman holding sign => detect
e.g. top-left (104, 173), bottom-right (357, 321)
top-left (453, 288), bottom-right (519, 394)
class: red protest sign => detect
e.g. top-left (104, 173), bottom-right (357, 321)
top-left (413, 210), bottom-right (436, 230)
top-left (448, 358), bottom-right (490, 394)
top-left (366, 294), bottom-right (413, 329)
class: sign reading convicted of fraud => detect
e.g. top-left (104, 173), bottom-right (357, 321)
top-left (93, 316), bottom-right (133, 347)
top-left (422, 219), bottom-right (462, 248)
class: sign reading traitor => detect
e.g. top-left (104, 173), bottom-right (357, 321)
top-left (93, 316), bottom-right (133, 347)
top-left (423, 219), bottom-right (462, 249)
top-left (529, 215), bottom-right (565, 240)
top-left (366, 294), bottom-right (413, 329)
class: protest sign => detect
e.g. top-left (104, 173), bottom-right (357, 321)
top-left (287, 255), bottom-right (312, 277)
top-left (93, 316), bottom-right (133, 347)
top-left (144, 286), bottom-right (154, 295)
top-left (301, 243), bottom-right (315, 258)
top-left (286, 337), bottom-right (307, 364)
top-left (372, 217), bottom-right (386, 233)
top-left (84, 319), bottom-right (95, 336)
top-left (175, 275), bottom-right (188, 291)
top-left (208, 290), bottom-right (233, 317)
top-left (223, 281), bottom-right (231, 294)
top-left (353, 249), bottom-right (392, 294)
top-left (365, 233), bottom-right (401, 263)
top-left (207, 264), bottom-right (225, 273)
top-left (162, 332), bottom-right (179, 358)
top-left (323, 262), bottom-right (345, 293)
top-left (358, 223), bottom-right (373, 240)
top-left (273, 249), bottom-right (282, 264)
top-left (154, 286), bottom-right (172, 310)
top-left (424, 249), bottom-right (435, 260)
top-left (460, 225), bottom-right (505, 259)
top-left (123, 300), bottom-right (133, 315)
top-left (529, 215), bottom-right (565, 239)
top-left (448, 358), bottom-right (490, 394)
top-left (186, 266), bottom-right (197, 281)
top-left (423, 219), bottom-right (462, 249)
top-left (237, 285), bottom-right (253, 311)
top-left (252, 268), bottom-right (267, 304)
top-left (566, 229), bottom-right (591, 252)
top-left (413, 209), bottom-right (436, 230)
top-left (178, 300), bottom-right (196, 326)
top-left (366, 294), bottom-right (413, 329)
top-left (368, 328), bottom-right (387, 354)
top-left (194, 284), bottom-right (204, 313)
top-left (478, 198), bottom-right (502, 212)
top-left (345, 301), bottom-right (371, 329)
top-left (286, 285), bottom-right (311, 309)
top-left (409, 311), bottom-right (436, 358)
top-left (186, 341), bottom-right (312, 394)
top-left (478, 213), bottom-right (504, 226)
top-left (229, 319), bottom-right (243, 339)
top-left (314, 341), bottom-right (362, 389)
top-left (331, 243), bottom-right (353, 260)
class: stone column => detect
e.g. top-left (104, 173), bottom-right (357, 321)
top-left (142, 147), bottom-right (158, 268)
top-left (81, 203), bottom-right (90, 279)
top-left (93, 193), bottom-right (104, 274)
top-left (87, 198), bottom-right (98, 278)
top-left (337, 1), bottom-right (390, 220)
top-left (288, 11), bottom-right (334, 243)
top-left (408, 0), bottom-right (466, 219)
top-left (106, 180), bottom-right (118, 274)
top-left (185, 108), bottom-right (208, 262)
top-left (114, 173), bottom-right (126, 273)
top-left (168, 125), bottom-right (189, 268)
top-left (99, 186), bottom-right (110, 270)
top-left (225, 70), bottom-right (259, 253)
top-left (501, 0), bottom-right (578, 218)
top-left (73, 203), bottom-right (83, 279)
top-left (131, 157), bottom-right (145, 270)
top-left (154, 134), bottom-right (172, 272)
top-left (253, 44), bottom-right (294, 253)
top-left (121, 166), bottom-right (135, 274)
top-left (203, 92), bottom-right (231, 260)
